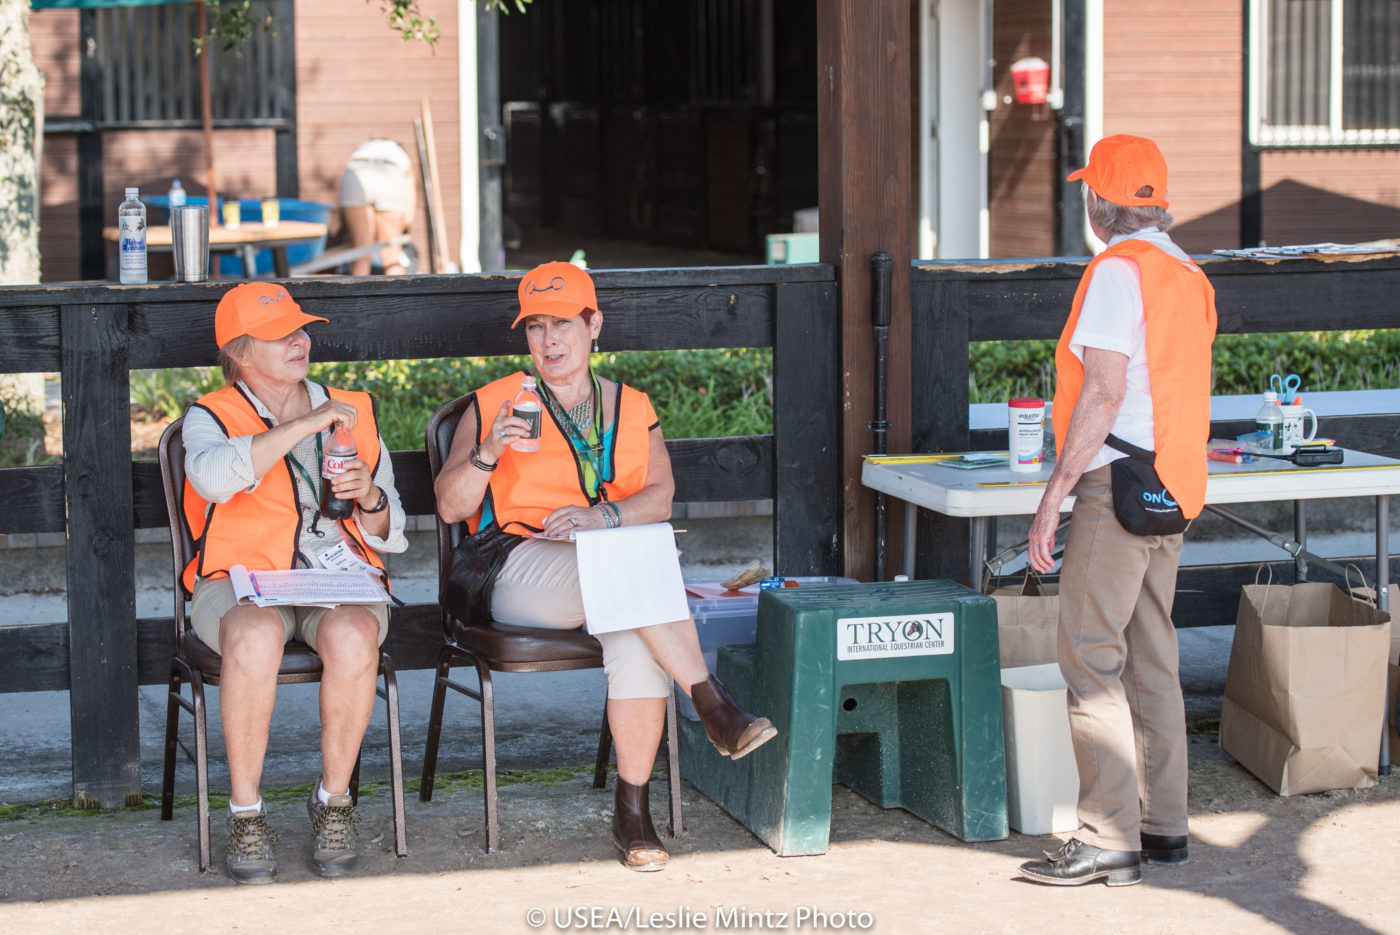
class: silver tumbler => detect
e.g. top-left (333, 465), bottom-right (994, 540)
top-left (170, 204), bottom-right (210, 282)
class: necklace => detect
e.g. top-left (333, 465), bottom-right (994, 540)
top-left (566, 395), bottom-right (593, 432)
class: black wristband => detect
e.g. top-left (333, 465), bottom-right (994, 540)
top-left (359, 488), bottom-right (389, 513)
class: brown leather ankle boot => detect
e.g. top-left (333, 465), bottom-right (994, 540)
top-left (612, 778), bottom-right (668, 872)
top-left (689, 675), bottom-right (778, 760)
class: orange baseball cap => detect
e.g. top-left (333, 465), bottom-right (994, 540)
top-left (1067, 135), bottom-right (1170, 209)
top-left (214, 282), bottom-right (327, 348)
top-left (512, 261), bottom-right (597, 327)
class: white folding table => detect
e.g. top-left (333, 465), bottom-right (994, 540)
top-left (861, 449), bottom-right (1398, 614)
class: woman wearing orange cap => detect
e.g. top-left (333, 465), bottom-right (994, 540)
top-left (1020, 136), bottom-right (1216, 887)
top-left (435, 261), bottom-right (777, 872)
top-left (181, 282), bottom-right (407, 884)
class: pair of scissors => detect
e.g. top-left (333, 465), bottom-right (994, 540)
top-left (1270, 372), bottom-right (1301, 404)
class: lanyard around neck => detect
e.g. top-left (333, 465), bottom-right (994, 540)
top-left (538, 372), bottom-right (607, 501)
top-left (285, 430), bottom-right (324, 503)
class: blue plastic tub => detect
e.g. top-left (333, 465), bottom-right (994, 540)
top-left (141, 195), bottom-right (332, 276)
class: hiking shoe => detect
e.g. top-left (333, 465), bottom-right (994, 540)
top-left (306, 788), bottom-right (360, 878)
top-left (225, 808), bottom-right (278, 885)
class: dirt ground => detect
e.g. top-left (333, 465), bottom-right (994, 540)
top-left (3, 736), bottom-right (1399, 935)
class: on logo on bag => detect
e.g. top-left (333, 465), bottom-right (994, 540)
top-left (1142, 488), bottom-right (1177, 509)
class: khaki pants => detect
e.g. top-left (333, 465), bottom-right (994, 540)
top-left (491, 537), bottom-right (672, 699)
top-left (1057, 465), bottom-right (1189, 852)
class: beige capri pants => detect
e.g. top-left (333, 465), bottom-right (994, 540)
top-left (490, 538), bottom-right (673, 699)
top-left (191, 576), bottom-right (390, 653)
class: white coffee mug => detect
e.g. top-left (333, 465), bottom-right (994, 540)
top-left (1279, 403), bottom-right (1317, 453)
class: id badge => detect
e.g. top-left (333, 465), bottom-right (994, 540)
top-left (313, 539), bottom-right (380, 576)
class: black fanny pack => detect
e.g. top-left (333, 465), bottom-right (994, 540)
top-left (1103, 434), bottom-right (1190, 537)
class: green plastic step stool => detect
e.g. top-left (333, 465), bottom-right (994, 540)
top-left (679, 579), bottom-right (1008, 855)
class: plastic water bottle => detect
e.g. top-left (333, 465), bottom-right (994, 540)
top-left (118, 188), bottom-right (147, 284)
top-left (1255, 390), bottom-right (1284, 451)
top-left (320, 422), bottom-right (358, 520)
top-left (511, 375), bottom-right (542, 452)
top-left (168, 178), bottom-right (186, 208)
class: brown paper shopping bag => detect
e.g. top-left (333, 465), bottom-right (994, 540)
top-left (1349, 585), bottom-right (1400, 766)
top-left (1219, 570), bottom-right (1391, 795)
top-left (990, 571), bottom-right (1060, 668)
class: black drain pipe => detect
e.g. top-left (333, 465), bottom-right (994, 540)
top-left (869, 252), bottom-right (893, 580)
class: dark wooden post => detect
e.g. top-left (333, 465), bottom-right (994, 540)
top-left (78, 11), bottom-right (106, 281)
top-left (1055, 0), bottom-right (1087, 257)
top-left (62, 302), bottom-right (140, 808)
top-left (816, 0), bottom-right (913, 581)
top-left (911, 275), bottom-right (971, 580)
top-left (273, 0), bottom-right (299, 199)
top-left (773, 280), bottom-right (842, 575)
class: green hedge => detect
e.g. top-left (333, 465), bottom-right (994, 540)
top-left (969, 330), bottom-right (1400, 404)
top-left (311, 348), bottom-right (773, 450)
top-left (5, 332), bottom-right (1390, 461)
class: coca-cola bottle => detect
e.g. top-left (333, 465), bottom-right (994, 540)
top-left (321, 422), bottom-right (358, 520)
top-left (511, 375), bottom-right (542, 452)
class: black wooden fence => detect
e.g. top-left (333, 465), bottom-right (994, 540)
top-left (0, 267), bottom-right (842, 808)
top-left (910, 252), bottom-right (1400, 621)
top-left (3, 254), bottom-right (1399, 807)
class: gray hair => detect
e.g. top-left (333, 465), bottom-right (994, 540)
top-left (219, 335), bottom-right (253, 385)
top-left (1087, 186), bottom-right (1175, 237)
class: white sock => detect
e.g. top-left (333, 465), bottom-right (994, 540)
top-left (317, 781), bottom-right (348, 805)
top-left (229, 797), bottom-right (262, 816)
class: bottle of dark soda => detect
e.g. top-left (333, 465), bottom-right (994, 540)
top-left (321, 422), bottom-right (358, 520)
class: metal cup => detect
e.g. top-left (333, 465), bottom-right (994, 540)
top-left (170, 205), bottom-right (210, 282)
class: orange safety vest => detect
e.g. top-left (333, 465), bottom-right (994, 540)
top-left (469, 372), bottom-right (658, 535)
top-left (182, 383), bottom-right (387, 591)
top-left (1053, 238), bottom-right (1218, 518)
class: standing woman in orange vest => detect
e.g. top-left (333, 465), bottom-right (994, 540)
top-left (1020, 137), bottom-right (1217, 887)
top-left (435, 261), bottom-right (777, 872)
top-left (182, 282), bottom-right (408, 884)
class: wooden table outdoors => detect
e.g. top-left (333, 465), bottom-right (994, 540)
top-left (102, 220), bottom-right (328, 280)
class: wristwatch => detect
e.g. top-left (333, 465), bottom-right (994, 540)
top-left (469, 443), bottom-right (499, 473)
top-left (359, 488), bottom-right (389, 513)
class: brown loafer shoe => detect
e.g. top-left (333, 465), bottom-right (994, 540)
top-left (689, 676), bottom-right (778, 760)
top-left (612, 778), bottom-right (668, 872)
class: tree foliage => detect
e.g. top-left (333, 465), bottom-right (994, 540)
top-left (199, 0), bottom-right (532, 52)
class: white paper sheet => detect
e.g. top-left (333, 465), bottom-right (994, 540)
top-left (228, 564), bottom-right (391, 608)
top-left (574, 523), bottom-right (690, 634)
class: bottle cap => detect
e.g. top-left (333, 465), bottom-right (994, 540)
top-left (1263, 390), bottom-right (1278, 403)
top-left (125, 187), bottom-right (139, 197)
top-left (521, 375), bottom-right (536, 388)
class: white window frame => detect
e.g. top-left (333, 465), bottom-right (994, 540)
top-left (1250, 0), bottom-right (1400, 146)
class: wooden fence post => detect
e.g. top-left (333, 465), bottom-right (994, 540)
top-left (774, 280), bottom-right (843, 575)
top-left (911, 276), bottom-right (971, 581)
top-left (61, 302), bottom-right (140, 808)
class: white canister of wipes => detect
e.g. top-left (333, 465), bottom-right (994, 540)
top-left (1008, 397), bottom-right (1045, 473)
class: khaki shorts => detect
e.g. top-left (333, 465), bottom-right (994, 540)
top-left (190, 576), bottom-right (390, 654)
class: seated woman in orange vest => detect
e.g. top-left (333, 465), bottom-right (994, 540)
top-left (434, 261), bottom-right (777, 873)
top-left (182, 282), bottom-right (407, 885)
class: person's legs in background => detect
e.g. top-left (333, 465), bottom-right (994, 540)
top-left (373, 209), bottom-right (409, 274)
top-left (341, 204), bottom-right (377, 277)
